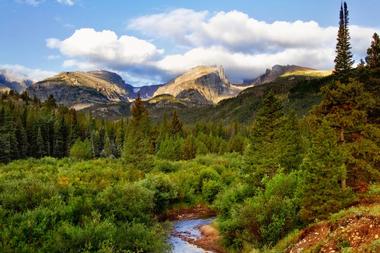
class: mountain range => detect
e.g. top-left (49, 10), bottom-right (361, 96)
top-left (1, 64), bottom-right (331, 119)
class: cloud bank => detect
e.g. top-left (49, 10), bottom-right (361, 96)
top-left (47, 9), bottom-right (378, 85)
top-left (17, 0), bottom-right (75, 6)
top-left (0, 64), bottom-right (56, 82)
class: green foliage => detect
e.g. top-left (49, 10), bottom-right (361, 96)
top-left (156, 136), bottom-right (183, 161)
top-left (181, 135), bottom-right (197, 160)
top-left (219, 172), bottom-right (300, 249)
top-left (314, 79), bottom-right (380, 188)
top-left (70, 139), bottom-right (93, 160)
top-left (244, 91), bottom-right (284, 186)
top-left (334, 2), bottom-right (354, 76)
top-left (0, 158), bottom-right (169, 252)
top-left (169, 111), bottom-right (183, 136)
top-left (366, 33), bottom-right (380, 68)
top-left (299, 121), bottom-right (354, 223)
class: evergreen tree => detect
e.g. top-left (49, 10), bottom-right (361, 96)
top-left (334, 2), bottom-right (354, 77)
top-left (101, 134), bottom-right (116, 158)
top-left (244, 91), bottom-right (284, 186)
top-left (0, 108), bottom-right (11, 163)
top-left (90, 130), bottom-right (101, 157)
top-left (115, 119), bottom-right (126, 157)
top-left (123, 95), bottom-right (153, 169)
top-left (366, 33), bottom-right (380, 68)
top-left (299, 120), bottom-right (353, 222)
top-left (15, 118), bottom-right (28, 158)
top-left (314, 79), bottom-right (380, 189)
top-left (54, 116), bottom-right (68, 158)
top-left (68, 109), bottom-right (81, 146)
top-left (169, 111), bottom-right (183, 136)
top-left (182, 135), bottom-right (196, 160)
top-left (45, 94), bottom-right (57, 108)
top-left (36, 127), bottom-right (46, 158)
top-left (130, 94), bottom-right (148, 127)
top-left (0, 109), bottom-right (18, 162)
top-left (277, 111), bottom-right (303, 172)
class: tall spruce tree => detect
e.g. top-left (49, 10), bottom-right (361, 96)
top-left (299, 120), bottom-right (353, 222)
top-left (366, 33), bottom-right (380, 68)
top-left (54, 116), bottom-right (68, 158)
top-left (36, 127), bottom-right (46, 158)
top-left (244, 91), bottom-right (284, 186)
top-left (314, 79), bottom-right (380, 189)
top-left (334, 2), bottom-right (354, 76)
top-left (277, 111), bottom-right (304, 172)
top-left (123, 94), bottom-right (153, 169)
top-left (169, 111), bottom-right (183, 136)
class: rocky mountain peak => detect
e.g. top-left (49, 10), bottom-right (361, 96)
top-left (253, 65), bottom-right (315, 86)
top-left (153, 65), bottom-right (240, 104)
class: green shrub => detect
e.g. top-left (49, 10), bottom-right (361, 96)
top-left (69, 139), bottom-right (93, 160)
top-left (202, 179), bottom-right (222, 203)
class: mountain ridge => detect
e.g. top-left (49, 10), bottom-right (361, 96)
top-left (154, 65), bottom-right (245, 104)
top-left (3, 64), bottom-right (331, 116)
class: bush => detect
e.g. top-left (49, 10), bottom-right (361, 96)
top-left (219, 172), bottom-right (301, 249)
top-left (142, 174), bottom-right (178, 213)
top-left (153, 159), bottom-right (179, 173)
top-left (202, 179), bottom-right (222, 203)
top-left (0, 158), bottom-right (168, 252)
top-left (69, 139), bottom-right (93, 160)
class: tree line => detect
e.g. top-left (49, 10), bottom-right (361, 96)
top-left (0, 92), bottom-right (247, 164)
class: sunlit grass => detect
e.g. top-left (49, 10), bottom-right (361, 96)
top-left (281, 69), bottom-right (332, 78)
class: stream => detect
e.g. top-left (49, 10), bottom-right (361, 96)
top-left (169, 217), bottom-right (215, 253)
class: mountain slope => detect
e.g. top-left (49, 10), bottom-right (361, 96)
top-left (153, 66), bottom-right (244, 104)
top-left (150, 72), bottom-right (334, 123)
top-left (27, 70), bottom-right (130, 109)
top-left (250, 65), bottom-right (328, 86)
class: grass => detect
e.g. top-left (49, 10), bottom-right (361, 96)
top-left (281, 69), bottom-right (332, 78)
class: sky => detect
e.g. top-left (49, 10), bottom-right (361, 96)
top-left (1, 0), bottom-right (379, 86)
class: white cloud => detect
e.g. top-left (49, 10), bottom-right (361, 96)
top-left (16, 0), bottom-right (44, 6)
top-left (0, 64), bottom-right (56, 82)
top-left (16, 0), bottom-right (75, 6)
top-left (56, 0), bottom-right (75, 6)
top-left (128, 9), bottom-right (208, 46)
top-left (47, 28), bottom-right (163, 66)
top-left (156, 46), bottom-right (335, 81)
top-left (47, 9), bottom-right (378, 84)
top-left (129, 9), bottom-right (376, 56)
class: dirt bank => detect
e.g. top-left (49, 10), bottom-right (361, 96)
top-left (289, 213), bottom-right (380, 253)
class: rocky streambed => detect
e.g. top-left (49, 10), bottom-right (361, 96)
top-left (169, 217), bottom-right (226, 253)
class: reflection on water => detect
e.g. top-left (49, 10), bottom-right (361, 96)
top-left (169, 218), bottom-right (214, 253)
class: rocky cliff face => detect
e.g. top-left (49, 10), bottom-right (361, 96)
top-left (252, 65), bottom-right (314, 86)
top-left (153, 66), bottom-right (242, 104)
top-left (27, 71), bottom-right (130, 109)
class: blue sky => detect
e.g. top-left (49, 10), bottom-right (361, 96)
top-left (1, 0), bottom-right (379, 85)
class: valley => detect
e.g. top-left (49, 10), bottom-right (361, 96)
top-left (1, 1), bottom-right (380, 253)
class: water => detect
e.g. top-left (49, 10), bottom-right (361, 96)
top-left (169, 218), bottom-right (214, 253)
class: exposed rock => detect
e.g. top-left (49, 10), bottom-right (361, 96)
top-left (251, 65), bottom-right (315, 86)
top-left (154, 65), bottom-right (243, 104)
top-left (27, 70), bottom-right (130, 108)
